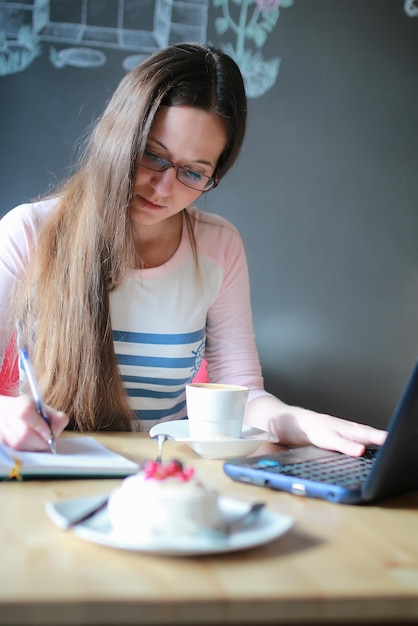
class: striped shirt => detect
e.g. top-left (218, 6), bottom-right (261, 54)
top-left (0, 201), bottom-right (268, 431)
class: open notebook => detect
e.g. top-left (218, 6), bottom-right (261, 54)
top-left (0, 436), bottom-right (140, 480)
top-left (224, 360), bottom-right (418, 504)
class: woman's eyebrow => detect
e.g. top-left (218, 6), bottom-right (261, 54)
top-left (149, 138), bottom-right (214, 168)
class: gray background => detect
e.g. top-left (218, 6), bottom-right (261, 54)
top-left (1, 0), bottom-right (417, 428)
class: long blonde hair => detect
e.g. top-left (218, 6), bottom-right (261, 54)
top-left (13, 43), bottom-right (247, 431)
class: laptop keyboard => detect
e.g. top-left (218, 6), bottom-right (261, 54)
top-left (267, 448), bottom-right (378, 489)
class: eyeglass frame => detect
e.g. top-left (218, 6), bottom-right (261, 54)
top-left (139, 148), bottom-right (218, 192)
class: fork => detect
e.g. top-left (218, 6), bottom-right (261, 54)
top-left (216, 501), bottom-right (265, 537)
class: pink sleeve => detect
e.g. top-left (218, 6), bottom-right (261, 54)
top-left (202, 219), bottom-right (271, 402)
top-left (0, 202), bottom-right (42, 367)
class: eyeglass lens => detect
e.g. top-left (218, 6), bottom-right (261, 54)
top-left (140, 150), bottom-right (215, 191)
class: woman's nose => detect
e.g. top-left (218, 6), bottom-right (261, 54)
top-left (150, 167), bottom-right (177, 195)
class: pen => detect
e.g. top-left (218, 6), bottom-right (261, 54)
top-left (19, 348), bottom-right (56, 454)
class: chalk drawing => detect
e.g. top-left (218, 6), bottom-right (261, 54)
top-left (0, 1), bottom-right (415, 95)
top-left (213, 0), bottom-right (293, 97)
top-left (0, 24), bottom-right (40, 75)
top-left (0, 0), bottom-right (210, 73)
top-left (0, 0), bottom-right (297, 97)
top-left (404, 0), bottom-right (418, 16)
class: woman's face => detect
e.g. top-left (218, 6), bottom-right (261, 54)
top-left (129, 105), bottom-right (227, 229)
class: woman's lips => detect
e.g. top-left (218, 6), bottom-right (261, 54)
top-left (139, 195), bottom-right (166, 210)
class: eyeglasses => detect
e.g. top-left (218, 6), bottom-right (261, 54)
top-left (139, 148), bottom-right (218, 192)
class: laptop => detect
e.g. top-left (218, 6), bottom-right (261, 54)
top-left (223, 360), bottom-right (418, 504)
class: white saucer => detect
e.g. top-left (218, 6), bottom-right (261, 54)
top-left (149, 420), bottom-right (279, 460)
top-left (46, 494), bottom-right (293, 556)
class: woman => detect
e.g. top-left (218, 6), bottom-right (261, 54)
top-left (0, 42), bottom-right (386, 454)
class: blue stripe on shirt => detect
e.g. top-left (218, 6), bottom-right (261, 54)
top-left (116, 354), bottom-right (196, 368)
top-left (120, 374), bottom-right (192, 385)
top-left (113, 329), bottom-right (205, 344)
top-left (135, 399), bottom-right (187, 421)
top-left (126, 387), bottom-right (184, 399)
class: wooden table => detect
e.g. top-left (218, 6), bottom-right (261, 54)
top-left (1, 433), bottom-right (418, 626)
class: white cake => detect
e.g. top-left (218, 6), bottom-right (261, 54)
top-left (107, 460), bottom-right (221, 540)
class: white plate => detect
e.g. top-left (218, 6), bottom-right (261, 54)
top-left (149, 420), bottom-right (279, 459)
top-left (46, 494), bottom-right (293, 556)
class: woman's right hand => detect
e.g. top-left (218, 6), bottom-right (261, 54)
top-left (0, 394), bottom-right (69, 451)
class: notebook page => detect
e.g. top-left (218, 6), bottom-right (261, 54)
top-left (0, 437), bottom-right (139, 472)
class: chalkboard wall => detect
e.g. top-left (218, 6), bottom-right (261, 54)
top-left (1, 0), bottom-right (417, 428)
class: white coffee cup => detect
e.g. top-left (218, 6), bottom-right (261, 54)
top-left (186, 383), bottom-right (249, 440)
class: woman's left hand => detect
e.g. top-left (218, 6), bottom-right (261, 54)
top-left (291, 409), bottom-right (387, 456)
top-left (245, 394), bottom-right (387, 456)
